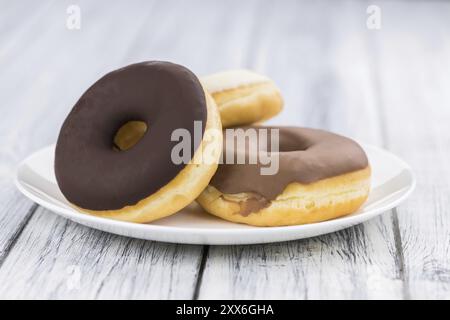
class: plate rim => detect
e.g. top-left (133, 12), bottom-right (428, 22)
top-left (14, 143), bottom-right (416, 242)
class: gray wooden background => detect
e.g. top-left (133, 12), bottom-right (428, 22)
top-left (0, 0), bottom-right (449, 299)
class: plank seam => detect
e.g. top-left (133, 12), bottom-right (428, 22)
top-left (375, 75), bottom-right (410, 299)
top-left (366, 11), bottom-right (410, 298)
top-left (192, 0), bottom-right (263, 299)
top-left (0, 203), bottom-right (38, 269)
top-left (192, 245), bottom-right (209, 300)
top-left (391, 209), bottom-right (410, 299)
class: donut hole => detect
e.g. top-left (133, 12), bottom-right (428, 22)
top-left (113, 121), bottom-right (148, 151)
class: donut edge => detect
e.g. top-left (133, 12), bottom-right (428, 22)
top-left (196, 167), bottom-right (371, 227)
top-left (202, 70), bottom-right (283, 128)
top-left (75, 89), bottom-right (223, 223)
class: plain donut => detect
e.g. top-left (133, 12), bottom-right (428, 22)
top-left (201, 70), bottom-right (283, 128)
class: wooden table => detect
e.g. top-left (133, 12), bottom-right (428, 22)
top-left (0, 0), bottom-right (449, 299)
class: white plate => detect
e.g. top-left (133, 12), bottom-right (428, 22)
top-left (15, 144), bottom-right (415, 245)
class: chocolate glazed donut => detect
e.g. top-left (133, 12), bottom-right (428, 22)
top-left (55, 61), bottom-right (222, 223)
top-left (197, 126), bottom-right (371, 226)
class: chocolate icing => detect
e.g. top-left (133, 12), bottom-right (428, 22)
top-left (235, 193), bottom-right (271, 216)
top-left (211, 126), bottom-right (369, 202)
top-left (55, 61), bottom-right (207, 210)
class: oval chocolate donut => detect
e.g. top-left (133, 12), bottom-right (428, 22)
top-left (55, 61), bottom-right (222, 223)
top-left (196, 126), bottom-right (371, 226)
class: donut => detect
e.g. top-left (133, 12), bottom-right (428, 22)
top-left (196, 126), bottom-right (371, 226)
top-left (55, 61), bottom-right (222, 223)
top-left (201, 70), bottom-right (283, 128)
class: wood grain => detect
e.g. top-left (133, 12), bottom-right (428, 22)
top-left (0, 0), bottom-right (449, 299)
top-left (0, 0), bottom-right (259, 299)
top-left (0, 0), bottom-right (63, 266)
top-left (197, 0), bottom-right (404, 300)
top-left (0, 0), bottom-right (206, 299)
top-left (0, 207), bottom-right (203, 299)
top-left (374, 1), bottom-right (450, 299)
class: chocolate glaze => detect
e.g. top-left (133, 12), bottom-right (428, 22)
top-left (211, 126), bottom-right (369, 203)
top-left (55, 61), bottom-right (207, 210)
top-left (236, 193), bottom-right (271, 216)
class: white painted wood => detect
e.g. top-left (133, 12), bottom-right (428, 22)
top-left (198, 0), bottom-right (404, 300)
top-left (0, 0), bottom-right (259, 299)
top-left (374, 1), bottom-right (450, 299)
top-left (0, 0), bottom-right (65, 264)
top-left (1, 0), bottom-right (449, 299)
top-left (0, 207), bottom-right (202, 299)
top-left (0, 2), bottom-right (201, 298)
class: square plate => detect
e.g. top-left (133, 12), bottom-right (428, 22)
top-left (15, 144), bottom-right (415, 245)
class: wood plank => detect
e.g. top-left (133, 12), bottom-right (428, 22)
top-left (374, 0), bottom-right (450, 299)
top-left (0, 0), bottom-right (259, 299)
top-left (3, 0), bottom-right (448, 300)
top-left (197, 0), bottom-right (404, 299)
top-left (0, 0), bottom-right (140, 262)
top-left (0, 0), bottom-right (202, 299)
top-left (0, 0), bottom-right (77, 264)
top-left (0, 207), bottom-right (202, 299)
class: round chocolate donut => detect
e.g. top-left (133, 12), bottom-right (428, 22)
top-left (197, 126), bottom-right (371, 226)
top-left (55, 61), bottom-right (222, 222)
